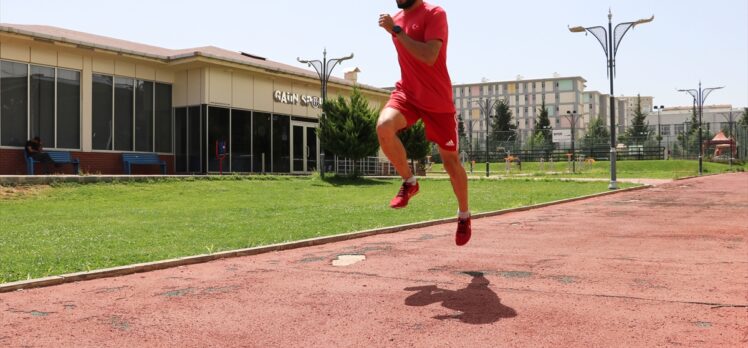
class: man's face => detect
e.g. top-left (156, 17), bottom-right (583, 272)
top-left (396, 0), bottom-right (417, 10)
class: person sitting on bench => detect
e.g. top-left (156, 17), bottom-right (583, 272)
top-left (26, 137), bottom-right (59, 174)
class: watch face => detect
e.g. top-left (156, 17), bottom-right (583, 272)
top-left (393, 25), bottom-right (402, 34)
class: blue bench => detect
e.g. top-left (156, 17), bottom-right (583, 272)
top-left (24, 150), bottom-right (80, 175)
top-left (122, 153), bottom-right (167, 175)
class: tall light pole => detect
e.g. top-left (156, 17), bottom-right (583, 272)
top-left (565, 110), bottom-right (579, 173)
top-left (678, 82), bottom-right (724, 176)
top-left (473, 98), bottom-right (502, 177)
top-left (569, 10), bottom-right (654, 189)
top-left (298, 49), bottom-right (354, 177)
top-left (654, 105), bottom-right (664, 151)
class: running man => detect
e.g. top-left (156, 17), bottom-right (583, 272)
top-left (378, 0), bottom-right (471, 246)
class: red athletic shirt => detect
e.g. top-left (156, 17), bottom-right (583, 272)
top-left (392, 2), bottom-right (455, 114)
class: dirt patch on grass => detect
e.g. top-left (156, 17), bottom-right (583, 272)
top-left (0, 185), bottom-right (50, 200)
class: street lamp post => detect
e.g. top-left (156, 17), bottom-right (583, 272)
top-left (298, 49), bottom-right (354, 177)
top-left (569, 10), bottom-right (654, 189)
top-left (678, 82), bottom-right (724, 176)
top-left (654, 105), bottom-right (664, 152)
top-left (565, 110), bottom-right (579, 173)
top-left (473, 98), bottom-right (502, 177)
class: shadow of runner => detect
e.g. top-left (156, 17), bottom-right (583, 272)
top-left (404, 272), bottom-right (517, 324)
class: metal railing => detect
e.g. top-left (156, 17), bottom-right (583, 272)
top-left (323, 156), bottom-right (398, 176)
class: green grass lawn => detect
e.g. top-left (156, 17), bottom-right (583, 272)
top-left (0, 177), bottom-right (634, 283)
top-left (430, 160), bottom-right (746, 179)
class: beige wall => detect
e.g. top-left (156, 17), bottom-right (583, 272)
top-left (232, 72), bottom-right (254, 110)
top-left (253, 75), bottom-right (274, 112)
top-left (187, 69), bottom-right (203, 105)
top-left (544, 93), bottom-right (556, 104)
top-left (0, 38), bottom-right (30, 61)
top-left (559, 92), bottom-right (577, 104)
top-left (208, 66), bottom-right (232, 106)
top-left (200, 66), bottom-right (387, 118)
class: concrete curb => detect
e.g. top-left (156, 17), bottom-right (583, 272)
top-left (0, 184), bottom-right (651, 293)
top-left (0, 174), bottom-right (310, 186)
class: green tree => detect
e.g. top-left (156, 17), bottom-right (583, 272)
top-left (398, 120), bottom-right (431, 174)
top-left (524, 132), bottom-right (549, 152)
top-left (319, 88), bottom-right (379, 177)
top-left (688, 102), bottom-right (699, 134)
top-left (581, 116), bottom-right (610, 150)
top-left (624, 94), bottom-right (652, 145)
top-left (739, 107), bottom-right (748, 127)
top-left (490, 99), bottom-right (516, 143)
top-left (457, 113), bottom-right (467, 154)
top-left (533, 101), bottom-right (553, 144)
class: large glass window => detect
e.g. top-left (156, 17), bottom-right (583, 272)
top-left (232, 109), bottom-right (252, 172)
top-left (135, 80), bottom-right (153, 152)
top-left (93, 74), bottom-right (170, 153)
top-left (207, 106), bottom-right (230, 172)
top-left (92, 74), bottom-right (113, 150)
top-left (188, 106), bottom-right (202, 172)
top-left (155, 83), bottom-right (172, 153)
top-left (57, 69), bottom-right (80, 149)
top-left (114, 77), bottom-right (134, 151)
top-left (252, 112), bottom-right (271, 172)
top-left (30, 66), bottom-right (55, 147)
top-left (272, 114), bottom-right (290, 173)
top-left (1, 61), bottom-right (28, 147)
top-left (174, 107), bottom-right (187, 172)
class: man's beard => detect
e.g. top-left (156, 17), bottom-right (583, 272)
top-left (397, 0), bottom-right (417, 10)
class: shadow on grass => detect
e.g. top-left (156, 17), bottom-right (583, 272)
top-left (318, 175), bottom-right (392, 187)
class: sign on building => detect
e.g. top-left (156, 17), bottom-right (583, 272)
top-left (273, 90), bottom-right (322, 109)
top-left (552, 129), bottom-right (571, 143)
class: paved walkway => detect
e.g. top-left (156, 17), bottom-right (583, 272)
top-left (1, 173), bottom-right (747, 347)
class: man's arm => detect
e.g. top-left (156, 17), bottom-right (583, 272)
top-left (379, 14), bottom-right (442, 66)
top-left (394, 34), bottom-right (442, 66)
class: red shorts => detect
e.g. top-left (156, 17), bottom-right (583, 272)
top-left (385, 90), bottom-right (458, 152)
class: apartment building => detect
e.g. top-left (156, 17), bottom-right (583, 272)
top-left (452, 76), bottom-right (589, 150)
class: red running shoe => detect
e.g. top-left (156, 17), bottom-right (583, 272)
top-left (389, 181), bottom-right (419, 209)
top-left (455, 217), bottom-right (472, 246)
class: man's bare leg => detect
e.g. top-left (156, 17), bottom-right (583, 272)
top-left (377, 107), bottom-right (412, 180)
top-left (439, 148), bottom-right (469, 213)
top-left (441, 147), bottom-right (472, 246)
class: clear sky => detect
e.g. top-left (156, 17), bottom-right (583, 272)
top-left (1, 0), bottom-right (746, 109)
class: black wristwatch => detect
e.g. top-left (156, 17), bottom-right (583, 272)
top-left (392, 25), bottom-right (403, 34)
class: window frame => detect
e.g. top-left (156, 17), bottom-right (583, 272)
top-left (0, 60), bottom-right (82, 150)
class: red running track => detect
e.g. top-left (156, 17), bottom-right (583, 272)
top-left (1, 173), bottom-right (747, 347)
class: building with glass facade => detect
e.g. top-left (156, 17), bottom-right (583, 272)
top-left (0, 24), bottom-right (389, 175)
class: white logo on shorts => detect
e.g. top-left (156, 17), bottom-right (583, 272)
top-left (445, 140), bottom-right (455, 147)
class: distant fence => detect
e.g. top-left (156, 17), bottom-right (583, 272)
top-left (455, 146), bottom-right (665, 163)
top-left (321, 126), bottom-right (747, 176)
top-left (323, 156), bottom-right (398, 176)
